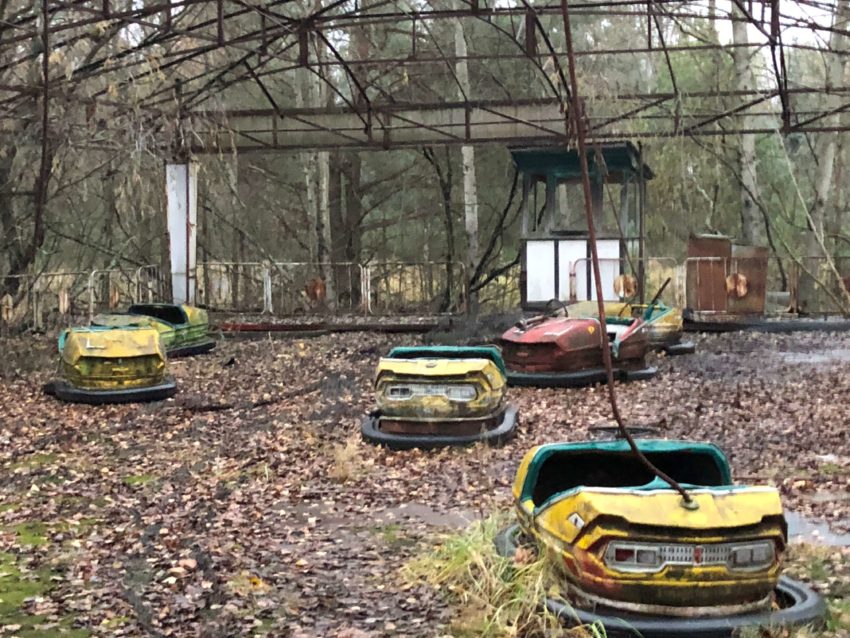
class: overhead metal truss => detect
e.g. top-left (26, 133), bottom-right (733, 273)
top-left (2, 0), bottom-right (850, 153)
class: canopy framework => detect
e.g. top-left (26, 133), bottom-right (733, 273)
top-left (2, 1), bottom-right (849, 153)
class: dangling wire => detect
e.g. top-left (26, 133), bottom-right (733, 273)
top-left (558, 0), bottom-right (696, 509)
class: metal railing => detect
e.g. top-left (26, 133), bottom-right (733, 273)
top-left (5, 254), bottom-right (850, 332)
top-left (363, 261), bottom-right (466, 315)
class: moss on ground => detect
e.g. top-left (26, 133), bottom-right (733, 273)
top-left (0, 551), bottom-right (89, 637)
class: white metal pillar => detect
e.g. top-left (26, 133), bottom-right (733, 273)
top-left (166, 162), bottom-right (198, 305)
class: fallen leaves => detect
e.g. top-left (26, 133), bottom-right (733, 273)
top-left (0, 330), bottom-right (849, 636)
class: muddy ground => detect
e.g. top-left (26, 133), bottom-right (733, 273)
top-left (1, 329), bottom-right (850, 636)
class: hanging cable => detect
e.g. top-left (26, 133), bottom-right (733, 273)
top-left (558, 0), bottom-right (696, 509)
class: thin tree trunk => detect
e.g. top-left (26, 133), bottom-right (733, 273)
top-left (423, 147), bottom-right (454, 312)
top-left (454, 8), bottom-right (479, 312)
top-left (732, 6), bottom-right (763, 246)
top-left (811, 0), bottom-right (850, 255)
top-left (317, 150), bottom-right (335, 308)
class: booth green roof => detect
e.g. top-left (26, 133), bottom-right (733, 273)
top-left (510, 142), bottom-right (653, 181)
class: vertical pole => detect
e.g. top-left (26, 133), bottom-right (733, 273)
top-left (217, 0), bottom-right (224, 45)
top-left (38, 0), bottom-right (49, 238)
top-left (638, 143), bottom-right (647, 303)
top-left (185, 165), bottom-right (191, 304)
top-left (166, 163), bottom-right (197, 305)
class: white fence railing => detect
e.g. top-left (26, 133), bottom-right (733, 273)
top-left (4, 253), bottom-right (842, 332)
top-left (1, 265), bottom-right (166, 332)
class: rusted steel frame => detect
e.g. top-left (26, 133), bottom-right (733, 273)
top-left (263, 41), bottom-right (767, 69)
top-left (148, 36), bottom-right (300, 108)
top-left (301, 65), bottom-right (375, 139)
top-left (0, 0), bottom-right (807, 47)
top-left (0, 0), bottom-right (87, 42)
top-left (768, 0), bottom-right (792, 133)
top-left (0, 1), bottom-right (206, 77)
top-left (791, 96), bottom-right (850, 129)
top-left (315, 30), bottom-right (374, 135)
top-left (191, 96), bottom-right (561, 118)
top-left (315, 1), bottom-right (775, 27)
top-left (370, 108), bottom-right (466, 145)
top-left (216, 0), bottom-right (224, 44)
top-left (68, 0), bottom-right (293, 78)
top-left (191, 86), bottom-right (850, 120)
top-left (185, 108), bottom-right (850, 149)
top-left (682, 91), bottom-right (777, 134)
top-left (0, 0), bottom-right (205, 48)
top-left (587, 123), bottom-right (850, 138)
top-left (208, 109), bottom-right (375, 150)
top-left (648, 0), bottom-right (680, 132)
top-left (187, 122), bottom-right (850, 152)
top-left (242, 60), bottom-right (282, 117)
top-left (560, 0), bottom-right (693, 505)
top-left (137, 41), bottom-right (302, 112)
top-left (477, 104), bottom-right (569, 140)
top-left (586, 95), bottom-right (672, 132)
top-left (87, 23), bottom-right (300, 110)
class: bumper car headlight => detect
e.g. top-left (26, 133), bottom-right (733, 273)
top-left (383, 383), bottom-right (478, 402)
top-left (729, 542), bottom-right (775, 570)
top-left (603, 539), bottom-right (777, 573)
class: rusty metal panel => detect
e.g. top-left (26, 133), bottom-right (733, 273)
top-left (727, 245), bottom-right (768, 315)
top-left (686, 235), bottom-right (731, 311)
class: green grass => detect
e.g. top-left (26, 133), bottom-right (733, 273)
top-left (372, 523), bottom-right (416, 549)
top-left (404, 514), bottom-right (602, 638)
top-left (122, 473), bottom-right (156, 487)
top-left (780, 544), bottom-right (850, 636)
top-left (9, 453), bottom-right (58, 471)
top-left (818, 462), bottom-right (845, 477)
top-left (0, 552), bottom-right (89, 637)
top-left (11, 521), bottom-right (49, 547)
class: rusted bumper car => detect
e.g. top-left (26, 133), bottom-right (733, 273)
top-left (44, 326), bottom-right (177, 404)
top-left (361, 346), bottom-right (518, 450)
top-left (494, 439), bottom-right (826, 637)
top-left (501, 303), bottom-right (656, 387)
top-left (568, 300), bottom-right (695, 355)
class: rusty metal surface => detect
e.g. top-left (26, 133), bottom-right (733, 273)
top-left (686, 236), bottom-right (732, 312)
top-left (728, 246), bottom-right (768, 315)
top-left (378, 412), bottom-right (502, 436)
top-left (5, 2), bottom-right (850, 155)
top-left (501, 317), bottom-right (649, 373)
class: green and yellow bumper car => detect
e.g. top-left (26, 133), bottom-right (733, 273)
top-left (495, 439), bottom-right (825, 637)
top-left (44, 326), bottom-right (177, 404)
top-left (93, 303), bottom-right (215, 357)
top-left (361, 346), bottom-right (518, 450)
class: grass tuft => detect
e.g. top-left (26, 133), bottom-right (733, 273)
top-left (328, 435), bottom-right (363, 484)
top-left (404, 514), bottom-right (603, 638)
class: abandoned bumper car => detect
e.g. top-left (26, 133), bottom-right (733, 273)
top-left (361, 346), bottom-right (518, 450)
top-left (567, 299), bottom-right (696, 356)
top-left (501, 301), bottom-right (657, 387)
top-left (44, 326), bottom-right (177, 404)
top-left (92, 303), bottom-right (215, 357)
top-left (495, 439), bottom-right (826, 637)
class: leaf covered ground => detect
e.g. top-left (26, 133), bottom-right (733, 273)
top-left (1, 329), bottom-right (849, 636)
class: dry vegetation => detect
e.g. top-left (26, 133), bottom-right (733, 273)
top-left (1, 329), bottom-right (850, 636)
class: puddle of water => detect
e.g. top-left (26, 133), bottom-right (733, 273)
top-left (786, 511), bottom-right (850, 547)
top-left (779, 350), bottom-right (850, 365)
